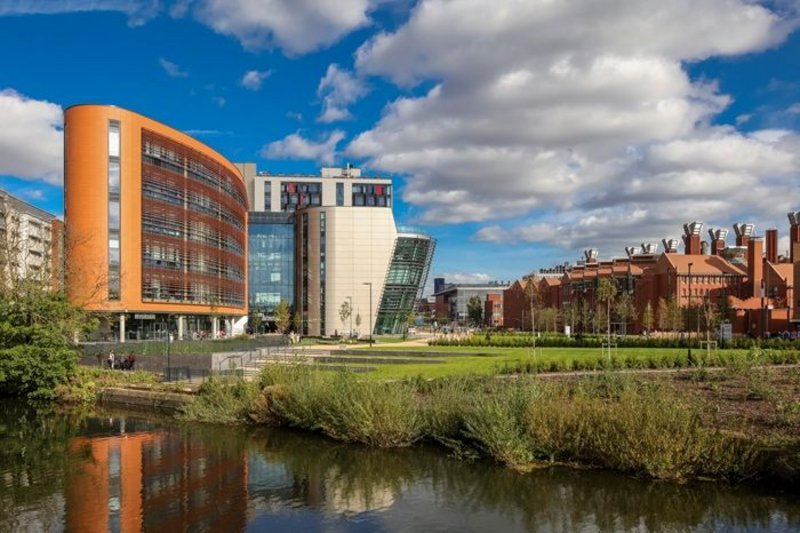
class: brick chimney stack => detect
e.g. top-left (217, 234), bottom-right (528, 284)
top-left (747, 237), bottom-right (764, 299)
top-left (682, 222), bottom-right (703, 255)
top-left (734, 223), bottom-right (755, 247)
top-left (662, 238), bottom-right (679, 254)
top-left (708, 228), bottom-right (728, 256)
top-left (583, 249), bottom-right (598, 264)
top-left (765, 228), bottom-right (778, 264)
top-left (789, 212), bottom-right (800, 263)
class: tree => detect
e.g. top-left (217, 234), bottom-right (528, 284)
top-left (466, 295), bottom-right (483, 326)
top-left (354, 313), bottom-right (362, 336)
top-left (292, 310), bottom-right (303, 334)
top-left (403, 310), bottom-right (416, 339)
top-left (248, 312), bottom-right (263, 334)
top-left (338, 300), bottom-right (352, 337)
top-left (614, 291), bottom-right (634, 335)
top-left (667, 296), bottom-right (683, 332)
top-left (524, 278), bottom-right (540, 333)
top-left (642, 301), bottom-right (654, 333)
top-left (657, 297), bottom-right (668, 331)
top-left (578, 298), bottom-right (591, 334)
top-left (562, 301), bottom-right (577, 335)
top-left (0, 278), bottom-right (92, 398)
top-left (0, 217), bottom-right (94, 398)
top-left (597, 278), bottom-right (617, 358)
top-left (274, 299), bottom-right (291, 334)
top-left (701, 297), bottom-right (721, 345)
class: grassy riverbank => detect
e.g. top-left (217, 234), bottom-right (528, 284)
top-left (181, 363), bottom-right (800, 485)
top-left (330, 345), bottom-right (798, 380)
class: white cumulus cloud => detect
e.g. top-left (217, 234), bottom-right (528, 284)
top-left (240, 69), bottom-right (272, 91)
top-left (0, 89), bottom-right (63, 185)
top-left (347, 0), bottom-right (800, 257)
top-left (317, 64), bottom-right (369, 122)
top-left (0, 0), bottom-right (161, 26)
top-left (261, 130), bottom-right (346, 165)
top-left (193, 0), bottom-right (374, 55)
top-left (159, 58), bottom-right (188, 78)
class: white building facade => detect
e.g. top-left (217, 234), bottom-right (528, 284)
top-left (239, 165), bottom-right (434, 337)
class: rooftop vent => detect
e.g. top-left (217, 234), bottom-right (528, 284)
top-left (733, 223), bottom-right (755, 238)
top-left (683, 221), bottom-right (704, 236)
top-left (708, 228), bottom-right (728, 241)
top-left (640, 242), bottom-right (658, 255)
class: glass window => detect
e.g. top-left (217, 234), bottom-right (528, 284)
top-left (109, 200), bottom-right (120, 229)
top-left (336, 183), bottom-right (344, 206)
top-left (108, 121), bottom-right (120, 158)
top-left (109, 160), bottom-right (120, 194)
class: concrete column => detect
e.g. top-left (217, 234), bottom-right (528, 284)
top-left (119, 313), bottom-right (126, 343)
top-left (177, 316), bottom-right (185, 340)
top-left (211, 316), bottom-right (219, 339)
top-left (225, 318), bottom-right (232, 337)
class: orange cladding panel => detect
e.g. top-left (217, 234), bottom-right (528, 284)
top-left (64, 105), bottom-right (247, 315)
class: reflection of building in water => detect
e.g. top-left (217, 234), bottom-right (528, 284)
top-left (326, 476), bottom-right (395, 515)
top-left (65, 430), bottom-right (248, 532)
top-left (245, 453), bottom-right (396, 517)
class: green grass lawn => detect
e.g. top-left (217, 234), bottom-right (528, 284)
top-left (339, 345), bottom-right (756, 380)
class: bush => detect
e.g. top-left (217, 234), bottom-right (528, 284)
top-left (0, 345), bottom-right (78, 399)
top-left (259, 366), bottom-right (423, 447)
top-left (181, 376), bottom-right (260, 424)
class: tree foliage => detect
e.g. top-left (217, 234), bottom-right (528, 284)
top-left (274, 300), bottom-right (291, 334)
top-left (0, 280), bottom-right (91, 399)
top-left (642, 302), bottom-right (655, 333)
top-left (339, 300), bottom-right (352, 335)
top-left (467, 295), bottom-right (484, 325)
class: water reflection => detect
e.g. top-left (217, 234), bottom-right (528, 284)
top-left (0, 402), bottom-right (798, 532)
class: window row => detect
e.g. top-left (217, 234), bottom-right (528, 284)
top-left (280, 192), bottom-right (321, 211)
top-left (142, 139), bottom-right (246, 207)
top-left (281, 181), bottom-right (321, 193)
top-left (142, 180), bottom-right (244, 230)
top-left (143, 245), bottom-right (244, 281)
top-left (353, 194), bottom-right (391, 207)
top-left (142, 277), bottom-right (244, 306)
top-left (142, 214), bottom-right (244, 255)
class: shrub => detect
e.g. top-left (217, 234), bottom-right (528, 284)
top-left (181, 376), bottom-right (260, 424)
top-left (0, 345), bottom-right (78, 399)
top-left (261, 366), bottom-right (424, 447)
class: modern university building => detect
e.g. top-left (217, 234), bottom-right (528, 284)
top-left (64, 105), bottom-right (249, 341)
top-left (237, 164), bottom-right (435, 337)
top-left (62, 105), bottom-right (434, 340)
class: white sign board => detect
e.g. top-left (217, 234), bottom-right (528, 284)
top-left (719, 322), bottom-right (733, 342)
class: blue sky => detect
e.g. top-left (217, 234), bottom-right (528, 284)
top-left (1, 0), bottom-right (800, 287)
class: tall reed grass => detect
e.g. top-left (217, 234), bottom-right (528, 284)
top-left (214, 365), bottom-right (796, 482)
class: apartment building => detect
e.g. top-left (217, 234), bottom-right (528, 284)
top-left (0, 188), bottom-right (58, 286)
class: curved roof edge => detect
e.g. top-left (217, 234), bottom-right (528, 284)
top-left (65, 103), bottom-right (243, 182)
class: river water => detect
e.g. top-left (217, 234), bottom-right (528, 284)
top-left (0, 401), bottom-right (798, 532)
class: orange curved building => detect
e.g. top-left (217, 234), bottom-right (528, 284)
top-left (64, 105), bottom-right (248, 340)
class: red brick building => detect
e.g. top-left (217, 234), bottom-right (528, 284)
top-left (504, 216), bottom-right (800, 337)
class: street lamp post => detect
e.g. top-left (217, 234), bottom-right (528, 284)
top-left (363, 282), bottom-right (373, 347)
top-left (688, 263), bottom-right (693, 360)
top-left (165, 314), bottom-right (173, 381)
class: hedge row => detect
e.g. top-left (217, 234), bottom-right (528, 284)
top-left (498, 348), bottom-right (800, 375)
top-left (430, 334), bottom-right (800, 350)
